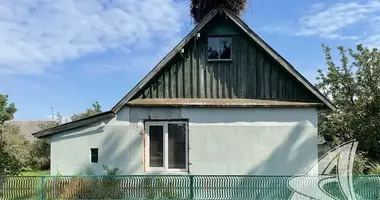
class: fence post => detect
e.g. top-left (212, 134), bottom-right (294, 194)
top-left (41, 176), bottom-right (45, 200)
top-left (190, 175), bottom-right (194, 200)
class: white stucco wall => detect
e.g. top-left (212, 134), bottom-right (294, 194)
top-left (50, 107), bottom-right (318, 176)
top-left (50, 107), bottom-right (144, 175)
top-left (183, 108), bottom-right (318, 175)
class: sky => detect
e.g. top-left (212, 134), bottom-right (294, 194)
top-left (0, 0), bottom-right (378, 120)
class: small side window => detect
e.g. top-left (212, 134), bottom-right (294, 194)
top-left (208, 37), bottom-right (232, 61)
top-left (90, 148), bottom-right (99, 163)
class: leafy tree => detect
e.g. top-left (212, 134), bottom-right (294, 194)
top-left (190, 0), bottom-right (247, 23)
top-left (0, 94), bottom-right (22, 175)
top-left (71, 101), bottom-right (102, 121)
top-left (317, 44), bottom-right (380, 160)
top-left (29, 139), bottom-right (50, 170)
top-left (0, 94), bottom-right (16, 123)
top-left (2, 124), bottom-right (31, 168)
top-left (28, 113), bottom-right (62, 170)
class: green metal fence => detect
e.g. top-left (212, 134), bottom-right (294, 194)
top-left (0, 175), bottom-right (379, 199)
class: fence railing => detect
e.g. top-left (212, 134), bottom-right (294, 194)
top-left (0, 175), bottom-right (379, 199)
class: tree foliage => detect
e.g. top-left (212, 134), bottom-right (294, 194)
top-left (0, 96), bottom-right (104, 172)
top-left (2, 124), bottom-right (31, 168)
top-left (317, 44), bottom-right (380, 160)
top-left (71, 101), bottom-right (102, 121)
top-left (0, 94), bottom-right (16, 124)
top-left (29, 139), bottom-right (50, 170)
top-left (0, 94), bottom-right (22, 175)
top-left (190, 0), bottom-right (247, 23)
top-left (28, 113), bottom-right (64, 170)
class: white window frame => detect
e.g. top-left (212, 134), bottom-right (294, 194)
top-left (145, 121), bottom-right (188, 173)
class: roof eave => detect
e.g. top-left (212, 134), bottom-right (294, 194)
top-left (128, 104), bottom-right (325, 109)
top-left (127, 99), bottom-right (326, 109)
top-left (32, 111), bottom-right (115, 138)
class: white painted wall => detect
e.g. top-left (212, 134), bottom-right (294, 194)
top-left (50, 107), bottom-right (318, 176)
top-left (50, 107), bottom-right (145, 175)
top-left (182, 108), bottom-right (318, 175)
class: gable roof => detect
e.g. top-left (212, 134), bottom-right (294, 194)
top-left (33, 9), bottom-right (335, 138)
top-left (112, 8), bottom-right (335, 112)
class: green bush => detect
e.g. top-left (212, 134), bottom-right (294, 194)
top-left (53, 165), bottom-right (124, 199)
top-left (1, 124), bottom-right (30, 170)
top-left (0, 139), bottom-right (22, 175)
top-left (353, 152), bottom-right (370, 174)
top-left (29, 139), bottom-right (50, 170)
top-left (368, 162), bottom-right (380, 174)
top-left (143, 177), bottom-right (179, 199)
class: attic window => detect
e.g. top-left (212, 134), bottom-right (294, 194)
top-left (208, 37), bottom-right (232, 61)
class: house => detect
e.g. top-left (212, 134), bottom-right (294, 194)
top-left (33, 9), bottom-right (335, 176)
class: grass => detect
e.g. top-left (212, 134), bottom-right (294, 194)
top-left (21, 170), bottom-right (50, 176)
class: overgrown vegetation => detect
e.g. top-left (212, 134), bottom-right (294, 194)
top-left (368, 162), bottom-right (380, 175)
top-left (29, 139), bottom-right (51, 170)
top-left (2, 123), bottom-right (30, 169)
top-left (0, 94), bottom-right (103, 174)
top-left (52, 166), bottom-right (181, 199)
top-left (56, 165), bottom-right (123, 199)
top-left (21, 170), bottom-right (50, 176)
top-left (353, 152), bottom-right (370, 175)
top-left (143, 177), bottom-right (180, 199)
top-left (317, 44), bottom-right (380, 174)
top-left (190, 0), bottom-right (247, 23)
top-left (0, 94), bottom-right (22, 175)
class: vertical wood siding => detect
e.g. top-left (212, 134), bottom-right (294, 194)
top-left (135, 18), bottom-right (319, 103)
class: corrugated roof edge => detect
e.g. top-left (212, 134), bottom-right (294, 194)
top-left (32, 111), bottom-right (115, 138)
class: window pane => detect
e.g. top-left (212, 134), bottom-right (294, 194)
top-left (90, 148), bottom-right (98, 163)
top-left (219, 37), bottom-right (232, 59)
top-left (208, 37), bottom-right (220, 59)
top-left (91, 156), bottom-right (98, 163)
top-left (168, 123), bottom-right (186, 169)
top-left (149, 125), bottom-right (164, 167)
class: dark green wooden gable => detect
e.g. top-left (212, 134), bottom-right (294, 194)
top-left (133, 15), bottom-right (319, 102)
